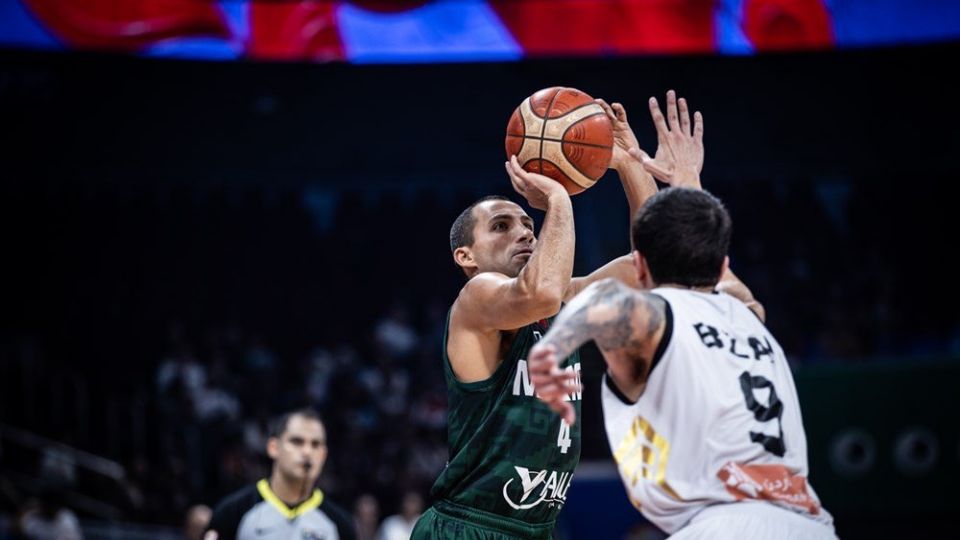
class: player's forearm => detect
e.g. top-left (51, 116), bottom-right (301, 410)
top-left (616, 160), bottom-right (658, 221)
top-left (671, 166), bottom-right (702, 190)
top-left (517, 193), bottom-right (575, 308)
top-left (565, 254), bottom-right (638, 302)
top-left (541, 278), bottom-right (661, 361)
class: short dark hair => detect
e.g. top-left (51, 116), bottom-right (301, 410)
top-left (268, 408), bottom-right (323, 439)
top-left (631, 188), bottom-right (731, 288)
top-left (449, 195), bottom-right (510, 252)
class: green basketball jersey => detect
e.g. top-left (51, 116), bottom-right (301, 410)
top-left (428, 311), bottom-right (582, 527)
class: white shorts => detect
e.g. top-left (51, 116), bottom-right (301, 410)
top-left (669, 502), bottom-right (838, 540)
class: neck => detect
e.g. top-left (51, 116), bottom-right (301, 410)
top-left (654, 282), bottom-right (715, 293)
top-left (269, 469), bottom-right (310, 506)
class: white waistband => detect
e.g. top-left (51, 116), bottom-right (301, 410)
top-left (690, 501), bottom-right (832, 531)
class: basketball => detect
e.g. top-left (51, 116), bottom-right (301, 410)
top-left (505, 87), bottom-right (614, 195)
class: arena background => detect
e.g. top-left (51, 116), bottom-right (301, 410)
top-left (1, 1), bottom-right (959, 539)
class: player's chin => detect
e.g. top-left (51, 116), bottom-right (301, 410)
top-left (510, 257), bottom-right (530, 274)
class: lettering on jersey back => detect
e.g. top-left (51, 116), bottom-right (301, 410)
top-left (693, 323), bottom-right (774, 362)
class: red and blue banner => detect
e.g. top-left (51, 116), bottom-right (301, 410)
top-left (1, 0), bottom-right (958, 63)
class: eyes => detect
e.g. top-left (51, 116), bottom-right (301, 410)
top-left (491, 221), bottom-right (533, 232)
top-left (288, 436), bottom-right (325, 449)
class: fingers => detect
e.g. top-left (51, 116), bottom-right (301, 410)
top-left (529, 344), bottom-right (582, 406)
top-left (530, 370), bottom-right (580, 397)
top-left (556, 402), bottom-right (577, 426)
top-left (595, 98), bottom-right (617, 123)
top-left (543, 398), bottom-right (575, 424)
top-left (693, 111), bottom-right (704, 145)
top-left (505, 158), bottom-right (527, 195)
top-left (678, 97), bottom-right (691, 136)
top-left (528, 344), bottom-right (556, 369)
top-left (562, 403), bottom-right (577, 426)
top-left (648, 96), bottom-right (669, 143)
top-left (666, 90), bottom-right (680, 132)
top-left (612, 102), bottom-right (628, 123)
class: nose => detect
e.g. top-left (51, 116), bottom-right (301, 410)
top-left (518, 226), bottom-right (534, 243)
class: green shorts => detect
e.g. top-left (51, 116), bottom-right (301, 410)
top-left (410, 500), bottom-right (555, 540)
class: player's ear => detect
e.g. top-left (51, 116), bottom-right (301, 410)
top-left (454, 246), bottom-right (477, 271)
top-left (632, 250), bottom-right (647, 284)
top-left (719, 255), bottom-right (730, 279)
top-left (266, 437), bottom-right (280, 459)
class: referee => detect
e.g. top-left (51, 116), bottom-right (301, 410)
top-left (205, 408), bottom-right (355, 540)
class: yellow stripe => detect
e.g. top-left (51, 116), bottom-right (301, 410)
top-left (256, 479), bottom-right (323, 519)
top-left (612, 416), bottom-right (684, 501)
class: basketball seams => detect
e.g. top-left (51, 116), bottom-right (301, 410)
top-left (560, 111), bottom-right (610, 143)
top-left (544, 100), bottom-right (602, 121)
top-left (559, 140), bottom-right (603, 185)
top-left (536, 87), bottom-right (564, 176)
top-left (542, 140), bottom-right (595, 189)
top-left (509, 87), bottom-right (611, 192)
top-left (512, 134), bottom-right (612, 150)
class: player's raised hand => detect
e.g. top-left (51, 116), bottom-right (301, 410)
top-left (528, 343), bottom-right (581, 425)
top-left (595, 98), bottom-right (649, 171)
top-left (506, 155), bottom-right (570, 211)
top-left (629, 90), bottom-right (704, 189)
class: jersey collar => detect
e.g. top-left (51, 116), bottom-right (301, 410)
top-left (257, 479), bottom-right (323, 519)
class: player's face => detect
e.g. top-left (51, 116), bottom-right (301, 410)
top-left (469, 200), bottom-right (536, 278)
top-left (269, 415), bottom-right (327, 484)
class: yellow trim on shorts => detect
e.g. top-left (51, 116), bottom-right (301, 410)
top-left (256, 479), bottom-right (323, 519)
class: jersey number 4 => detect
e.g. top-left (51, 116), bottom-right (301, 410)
top-left (738, 371), bottom-right (786, 457)
top-left (557, 420), bottom-right (572, 454)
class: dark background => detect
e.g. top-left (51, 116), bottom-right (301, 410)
top-left (2, 42), bottom-right (959, 538)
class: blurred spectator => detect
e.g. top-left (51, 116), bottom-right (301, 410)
top-left (354, 494), bottom-right (380, 540)
top-left (18, 491), bottom-right (83, 540)
top-left (375, 306), bottom-right (419, 358)
top-left (157, 328), bottom-right (206, 399)
top-left (242, 407), bottom-right (270, 458)
top-left (38, 447), bottom-right (76, 490)
top-left (183, 504), bottom-right (211, 540)
top-left (376, 491), bottom-right (423, 540)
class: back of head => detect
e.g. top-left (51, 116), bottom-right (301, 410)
top-left (631, 188), bottom-right (731, 288)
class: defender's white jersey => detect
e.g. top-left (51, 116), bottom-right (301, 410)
top-left (601, 288), bottom-right (834, 535)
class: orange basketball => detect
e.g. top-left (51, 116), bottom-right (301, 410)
top-left (505, 87), bottom-right (614, 195)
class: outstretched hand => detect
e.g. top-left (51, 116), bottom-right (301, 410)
top-left (528, 343), bottom-right (581, 425)
top-left (596, 98), bottom-right (645, 172)
top-left (628, 90), bottom-right (704, 189)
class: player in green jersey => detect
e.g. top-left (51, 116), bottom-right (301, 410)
top-left (411, 97), bottom-right (670, 540)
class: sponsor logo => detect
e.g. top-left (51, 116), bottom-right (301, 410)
top-left (502, 466), bottom-right (572, 510)
top-left (718, 462), bottom-right (821, 515)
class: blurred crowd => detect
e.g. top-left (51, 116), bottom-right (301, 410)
top-left (1, 172), bottom-right (957, 537)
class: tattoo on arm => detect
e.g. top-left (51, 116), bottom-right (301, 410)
top-left (540, 278), bottom-right (665, 361)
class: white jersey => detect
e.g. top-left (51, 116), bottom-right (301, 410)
top-left (601, 288), bottom-right (834, 535)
